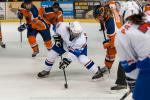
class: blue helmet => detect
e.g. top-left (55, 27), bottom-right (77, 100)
top-left (93, 5), bottom-right (103, 18)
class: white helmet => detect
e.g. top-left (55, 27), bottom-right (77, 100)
top-left (69, 21), bottom-right (83, 37)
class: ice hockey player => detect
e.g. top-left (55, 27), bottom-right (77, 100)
top-left (37, 21), bottom-right (104, 80)
top-left (122, 0), bottom-right (141, 24)
top-left (93, 4), bottom-right (117, 74)
top-left (38, 2), bottom-right (63, 33)
top-left (143, 3), bottom-right (150, 11)
top-left (94, 0), bottom-right (128, 91)
top-left (100, 0), bottom-right (123, 29)
top-left (17, 0), bottom-right (52, 57)
top-left (0, 23), bottom-right (6, 48)
top-left (115, 10), bottom-right (150, 100)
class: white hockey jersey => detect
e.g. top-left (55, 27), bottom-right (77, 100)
top-left (56, 22), bottom-right (87, 50)
top-left (121, 1), bottom-right (140, 20)
top-left (115, 12), bottom-right (150, 78)
top-left (55, 22), bottom-right (87, 60)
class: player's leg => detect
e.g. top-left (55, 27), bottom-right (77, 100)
top-left (0, 26), bottom-right (6, 48)
top-left (101, 47), bottom-right (117, 73)
top-left (39, 28), bottom-right (53, 51)
top-left (111, 62), bottom-right (127, 90)
top-left (27, 28), bottom-right (39, 57)
top-left (78, 54), bottom-right (103, 80)
top-left (38, 45), bottom-right (66, 78)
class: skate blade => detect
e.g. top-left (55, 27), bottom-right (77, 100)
top-left (92, 77), bottom-right (105, 82)
top-left (37, 74), bottom-right (49, 79)
top-left (106, 89), bottom-right (128, 94)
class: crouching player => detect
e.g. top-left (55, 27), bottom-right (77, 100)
top-left (115, 10), bottom-right (150, 100)
top-left (38, 22), bottom-right (104, 80)
top-left (0, 23), bottom-right (5, 48)
top-left (17, 0), bottom-right (52, 57)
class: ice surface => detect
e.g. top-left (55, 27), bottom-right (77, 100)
top-left (0, 22), bottom-right (132, 100)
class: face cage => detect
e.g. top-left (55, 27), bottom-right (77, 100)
top-left (69, 29), bottom-right (81, 37)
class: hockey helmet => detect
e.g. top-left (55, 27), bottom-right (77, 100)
top-left (69, 22), bottom-right (83, 37)
top-left (52, 2), bottom-right (60, 8)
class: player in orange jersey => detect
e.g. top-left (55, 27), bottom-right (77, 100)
top-left (38, 2), bottom-right (63, 32)
top-left (0, 22), bottom-right (6, 48)
top-left (17, 0), bottom-right (52, 57)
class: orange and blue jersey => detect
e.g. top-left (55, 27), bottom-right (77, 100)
top-left (105, 17), bottom-right (116, 47)
top-left (20, 4), bottom-right (38, 24)
top-left (38, 7), bottom-right (63, 25)
top-left (109, 1), bottom-right (122, 29)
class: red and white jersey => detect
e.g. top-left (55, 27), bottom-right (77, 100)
top-left (56, 22), bottom-right (87, 50)
top-left (115, 12), bottom-right (150, 78)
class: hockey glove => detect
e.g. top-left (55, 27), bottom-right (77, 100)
top-left (18, 23), bottom-right (28, 32)
top-left (59, 58), bottom-right (72, 69)
top-left (126, 77), bottom-right (136, 92)
top-left (17, 10), bottom-right (23, 20)
top-left (103, 39), bottom-right (111, 49)
top-left (53, 35), bottom-right (63, 48)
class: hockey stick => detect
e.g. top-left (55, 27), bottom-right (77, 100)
top-left (120, 90), bottom-right (132, 100)
top-left (19, 19), bottom-right (23, 48)
top-left (102, 24), bottom-right (111, 73)
top-left (60, 55), bottom-right (68, 89)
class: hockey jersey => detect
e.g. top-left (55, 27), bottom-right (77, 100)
top-left (104, 17), bottom-right (116, 48)
top-left (109, 1), bottom-right (122, 29)
top-left (55, 22), bottom-right (87, 59)
top-left (20, 4), bottom-right (38, 24)
top-left (121, 1), bottom-right (140, 21)
top-left (39, 7), bottom-right (63, 25)
top-left (115, 11), bottom-right (150, 74)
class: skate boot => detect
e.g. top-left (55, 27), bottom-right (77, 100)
top-left (101, 66), bottom-right (110, 74)
top-left (92, 67), bottom-right (103, 80)
top-left (32, 51), bottom-right (39, 57)
top-left (111, 84), bottom-right (127, 90)
top-left (38, 70), bottom-right (50, 78)
top-left (0, 41), bottom-right (6, 48)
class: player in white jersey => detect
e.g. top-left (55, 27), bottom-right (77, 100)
top-left (37, 22), bottom-right (104, 80)
top-left (115, 10), bottom-right (150, 100)
top-left (121, 0), bottom-right (141, 24)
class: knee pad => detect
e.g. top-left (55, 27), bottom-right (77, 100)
top-left (79, 55), bottom-right (90, 65)
top-left (46, 50), bottom-right (59, 63)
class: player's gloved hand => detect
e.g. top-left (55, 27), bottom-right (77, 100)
top-left (103, 39), bottom-right (110, 49)
top-left (18, 23), bottom-right (27, 32)
top-left (17, 10), bottom-right (23, 20)
top-left (126, 77), bottom-right (136, 92)
top-left (59, 58), bottom-right (72, 69)
top-left (53, 35), bottom-right (63, 48)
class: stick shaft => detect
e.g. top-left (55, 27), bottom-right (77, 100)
top-left (20, 19), bottom-right (23, 47)
top-left (120, 90), bottom-right (131, 100)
